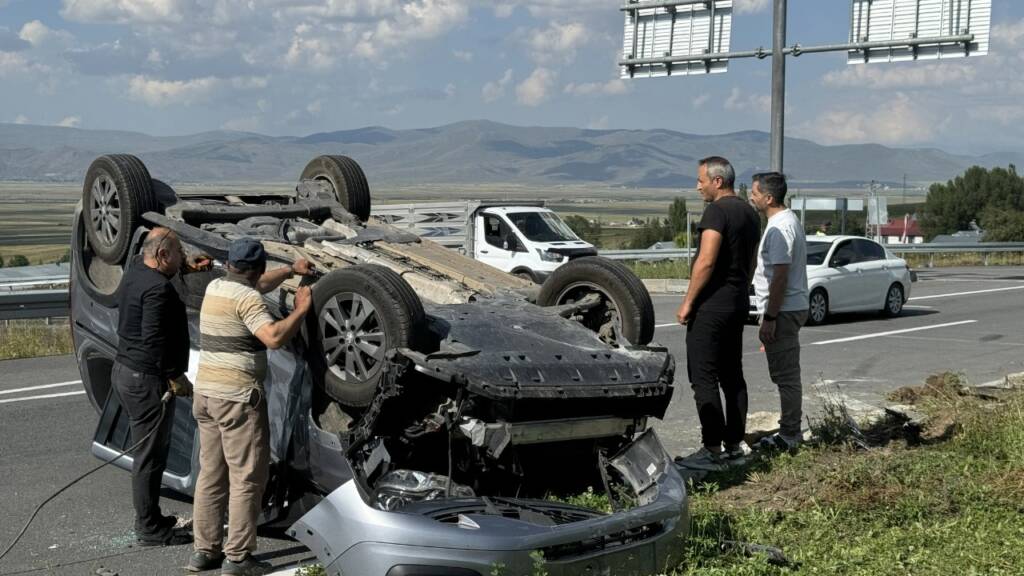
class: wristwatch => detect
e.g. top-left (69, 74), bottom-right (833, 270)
top-left (763, 313), bottom-right (777, 322)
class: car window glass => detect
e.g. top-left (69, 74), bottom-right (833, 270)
top-left (483, 214), bottom-right (508, 250)
top-left (854, 239), bottom-right (885, 262)
top-left (831, 241), bottom-right (857, 267)
top-left (806, 241), bottom-right (832, 265)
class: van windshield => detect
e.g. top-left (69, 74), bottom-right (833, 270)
top-left (508, 211), bottom-right (580, 242)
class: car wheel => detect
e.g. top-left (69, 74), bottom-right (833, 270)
top-left (310, 265), bottom-right (424, 408)
top-left (807, 288), bottom-right (829, 326)
top-left (299, 155), bottom-right (371, 221)
top-left (882, 283), bottom-right (904, 317)
top-left (537, 256), bottom-right (654, 346)
top-left (82, 155), bottom-right (157, 264)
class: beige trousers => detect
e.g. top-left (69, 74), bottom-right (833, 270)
top-left (192, 392), bottom-right (270, 562)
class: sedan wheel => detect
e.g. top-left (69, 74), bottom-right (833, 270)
top-left (807, 289), bottom-right (828, 326)
top-left (883, 283), bottom-right (904, 317)
top-left (320, 293), bottom-right (387, 384)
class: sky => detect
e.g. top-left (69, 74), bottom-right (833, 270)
top-left (1, 0), bottom-right (1022, 155)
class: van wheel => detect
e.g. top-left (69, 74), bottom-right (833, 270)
top-left (82, 155), bottom-right (157, 264)
top-left (299, 155), bottom-right (371, 221)
top-left (310, 265), bottom-right (424, 408)
top-left (537, 256), bottom-right (654, 346)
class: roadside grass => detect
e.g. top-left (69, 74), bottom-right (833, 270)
top-left (903, 251), bottom-right (1024, 268)
top-left (0, 320), bottom-right (73, 361)
top-left (628, 260), bottom-right (691, 279)
top-left (669, 384), bottom-right (1024, 576)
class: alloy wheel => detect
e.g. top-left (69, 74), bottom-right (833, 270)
top-left (319, 292), bottom-right (386, 382)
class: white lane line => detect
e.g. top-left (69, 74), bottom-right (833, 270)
top-left (910, 285), bottom-right (1024, 301)
top-left (0, 390), bottom-right (86, 405)
top-left (655, 322), bottom-right (681, 328)
top-left (809, 320), bottom-right (977, 346)
top-left (903, 305), bottom-right (934, 310)
top-left (0, 379), bottom-right (82, 396)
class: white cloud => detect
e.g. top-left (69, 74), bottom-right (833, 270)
top-left (734, 0), bottom-right (770, 14)
top-left (61, 0), bottom-right (190, 24)
top-left (795, 93), bottom-right (947, 146)
top-left (221, 116), bottom-right (262, 132)
top-left (13, 114), bottom-right (30, 124)
top-left (482, 68), bottom-right (513, 103)
top-left (723, 87), bottom-right (771, 113)
top-left (563, 79), bottom-right (630, 96)
top-left (494, 4), bottom-right (515, 18)
top-left (692, 93), bottom-right (711, 109)
top-left (586, 115), bottom-right (609, 130)
top-left (823, 62), bottom-right (978, 90)
top-left (524, 21), bottom-right (588, 64)
top-left (516, 66), bottom-right (555, 106)
top-left (56, 115), bottom-right (81, 127)
top-left (19, 20), bottom-right (74, 47)
top-left (444, 82), bottom-right (456, 98)
top-left (452, 49), bottom-right (473, 62)
top-left (125, 74), bottom-right (266, 106)
top-left (0, 51), bottom-right (50, 77)
top-left (505, 1), bottom-right (607, 18)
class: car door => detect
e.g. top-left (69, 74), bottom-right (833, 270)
top-left (824, 239), bottom-right (864, 312)
top-left (475, 212), bottom-right (518, 273)
top-left (851, 239), bottom-right (890, 310)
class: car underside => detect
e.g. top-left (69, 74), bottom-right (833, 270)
top-left (71, 154), bottom-right (688, 575)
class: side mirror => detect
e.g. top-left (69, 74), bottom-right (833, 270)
top-left (502, 239), bottom-right (510, 251)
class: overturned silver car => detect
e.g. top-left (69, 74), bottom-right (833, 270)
top-left (71, 154), bottom-right (688, 575)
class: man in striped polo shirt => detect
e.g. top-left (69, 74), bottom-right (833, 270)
top-left (188, 238), bottom-right (312, 576)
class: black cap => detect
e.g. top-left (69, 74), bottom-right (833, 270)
top-left (228, 238), bottom-right (266, 271)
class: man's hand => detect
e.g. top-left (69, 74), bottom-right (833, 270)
top-left (294, 285), bottom-right (312, 313)
top-left (291, 258), bottom-right (315, 277)
top-left (676, 301), bottom-right (693, 325)
top-left (759, 319), bottom-right (777, 345)
top-left (169, 375), bottom-right (194, 398)
top-left (186, 253), bottom-right (213, 272)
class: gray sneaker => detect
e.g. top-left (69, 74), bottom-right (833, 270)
top-left (756, 433), bottom-right (800, 453)
top-left (221, 555), bottom-right (271, 576)
top-left (723, 441), bottom-right (752, 460)
top-left (674, 447), bottom-right (727, 471)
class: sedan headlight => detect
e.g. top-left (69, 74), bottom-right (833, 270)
top-left (538, 249), bottom-right (564, 262)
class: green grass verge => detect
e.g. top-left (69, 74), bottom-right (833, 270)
top-left (627, 260), bottom-right (691, 279)
top-left (0, 320), bottom-right (74, 361)
top-left (672, 391), bottom-right (1024, 575)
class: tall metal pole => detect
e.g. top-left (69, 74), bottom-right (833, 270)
top-left (770, 0), bottom-right (787, 173)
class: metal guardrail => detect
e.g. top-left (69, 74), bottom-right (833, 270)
top-left (0, 290), bottom-right (70, 321)
top-left (601, 249), bottom-right (693, 260)
top-left (599, 243), bottom-right (1024, 261)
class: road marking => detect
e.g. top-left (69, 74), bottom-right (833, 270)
top-left (655, 322), bottom-right (681, 328)
top-left (910, 285), bottom-right (1024, 301)
top-left (903, 305), bottom-right (934, 310)
top-left (0, 390), bottom-right (86, 405)
top-left (0, 379), bottom-right (82, 396)
top-left (809, 320), bottom-right (977, 346)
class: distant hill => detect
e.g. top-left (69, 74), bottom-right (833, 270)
top-left (0, 120), bottom-right (1018, 188)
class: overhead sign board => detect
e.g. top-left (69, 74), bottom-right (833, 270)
top-left (621, 0), bottom-right (734, 78)
top-left (790, 197), bottom-right (865, 212)
top-left (848, 0), bottom-right (991, 64)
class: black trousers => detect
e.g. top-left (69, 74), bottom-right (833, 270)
top-left (112, 361), bottom-right (176, 540)
top-left (685, 306), bottom-right (749, 448)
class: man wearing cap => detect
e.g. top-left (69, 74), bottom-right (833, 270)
top-left (188, 238), bottom-right (313, 575)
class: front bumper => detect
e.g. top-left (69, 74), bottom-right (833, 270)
top-left (290, 430), bottom-right (689, 576)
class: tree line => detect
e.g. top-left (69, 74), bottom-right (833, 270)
top-left (920, 164), bottom-right (1024, 242)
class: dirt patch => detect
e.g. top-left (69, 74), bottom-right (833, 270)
top-left (887, 372), bottom-right (966, 404)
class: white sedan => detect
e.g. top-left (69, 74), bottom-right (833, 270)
top-left (751, 235), bottom-right (913, 325)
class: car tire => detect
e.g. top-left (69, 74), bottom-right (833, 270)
top-left (882, 283), bottom-right (904, 317)
top-left (310, 265), bottom-right (424, 408)
top-left (82, 155), bottom-right (157, 264)
top-left (537, 256), bottom-right (654, 346)
top-left (299, 155), bottom-right (371, 221)
top-left (807, 288), bottom-right (829, 326)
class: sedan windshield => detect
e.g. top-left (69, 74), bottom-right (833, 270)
top-left (508, 211), bottom-right (580, 242)
top-left (807, 241), bottom-right (832, 265)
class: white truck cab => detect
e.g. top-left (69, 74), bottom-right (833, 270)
top-left (372, 201), bottom-right (597, 282)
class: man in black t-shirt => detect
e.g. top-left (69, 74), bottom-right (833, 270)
top-left (676, 156), bottom-right (761, 466)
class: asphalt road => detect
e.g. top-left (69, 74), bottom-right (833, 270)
top-left (1, 266), bottom-right (1022, 575)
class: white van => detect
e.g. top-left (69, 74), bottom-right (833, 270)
top-left (372, 201), bottom-right (597, 282)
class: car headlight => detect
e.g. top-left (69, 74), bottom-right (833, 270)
top-left (538, 249), bottom-right (564, 262)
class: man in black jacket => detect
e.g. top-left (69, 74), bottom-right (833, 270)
top-left (112, 227), bottom-right (196, 546)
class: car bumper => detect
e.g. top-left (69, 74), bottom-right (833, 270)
top-left (290, 430), bottom-right (689, 576)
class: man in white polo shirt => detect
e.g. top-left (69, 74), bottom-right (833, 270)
top-left (750, 172), bottom-right (808, 452)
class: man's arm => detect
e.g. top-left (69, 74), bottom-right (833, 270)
top-left (140, 285), bottom-right (173, 378)
top-left (764, 263), bottom-right (789, 318)
top-left (254, 286), bottom-right (312, 349)
top-left (677, 228), bottom-right (722, 324)
top-left (255, 259), bottom-right (313, 294)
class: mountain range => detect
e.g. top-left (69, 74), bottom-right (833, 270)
top-left (0, 120), bottom-right (1018, 188)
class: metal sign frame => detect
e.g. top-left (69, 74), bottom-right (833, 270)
top-left (620, 0), bottom-right (734, 78)
top-left (848, 0), bottom-right (991, 63)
